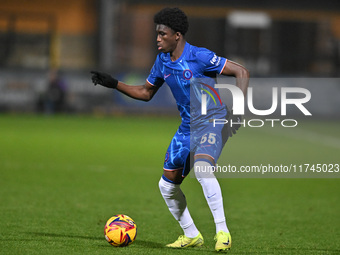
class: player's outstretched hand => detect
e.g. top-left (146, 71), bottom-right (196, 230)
top-left (228, 109), bottom-right (242, 138)
top-left (90, 71), bottom-right (118, 89)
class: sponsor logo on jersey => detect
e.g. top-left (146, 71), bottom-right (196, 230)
top-left (210, 54), bottom-right (221, 66)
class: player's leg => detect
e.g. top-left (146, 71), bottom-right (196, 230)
top-left (159, 169), bottom-right (203, 248)
top-left (193, 121), bottom-right (232, 251)
top-left (159, 127), bottom-right (203, 248)
top-left (193, 155), bottom-right (229, 233)
top-left (193, 155), bottom-right (231, 251)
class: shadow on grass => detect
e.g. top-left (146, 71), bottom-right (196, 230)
top-left (26, 232), bottom-right (165, 249)
top-left (133, 240), bottom-right (218, 254)
top-left (26, 232), bottom-right (102, 241)
top-left (133, 239), bottom-right (164, 248)
top-left (23, 233), bottom-right (218, 253)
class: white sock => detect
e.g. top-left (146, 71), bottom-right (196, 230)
top-left (194, 160), bottom-right (229, 233)
top-left (159, 177), bottom-right (199, 238)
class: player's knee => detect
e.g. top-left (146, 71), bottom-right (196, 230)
top-left (159, 176), bottom-right (179, 197)
top-left (194, 160), bottom-right (216, 180)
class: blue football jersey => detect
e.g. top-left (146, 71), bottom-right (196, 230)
top-left (147, 42), bottom-right (227, 124)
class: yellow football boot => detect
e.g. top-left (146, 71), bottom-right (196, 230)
top-left (214, 231), bottom-right (232, 251)
top-left (166, 232), bottom-right (204, 248)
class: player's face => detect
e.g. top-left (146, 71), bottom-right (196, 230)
top-left (156, 24), bottom-right (179, 53)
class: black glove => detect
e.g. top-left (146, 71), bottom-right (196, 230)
top-left (227, 109), bottom-right (243, 138)
top-left (90, 71), bottom-right (118, 89)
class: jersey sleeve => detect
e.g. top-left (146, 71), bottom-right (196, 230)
top-left (146, 55), bottom-right (165, 87)
top-left (197, 48), bottom-right (227, 75)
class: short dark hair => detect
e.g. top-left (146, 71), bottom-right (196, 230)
top-left (153, 7), bottom-right (189, 35)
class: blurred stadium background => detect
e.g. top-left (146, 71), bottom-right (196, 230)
top-left (0, 0), bottom-right (339, 116)
top-left (1, 2), bottom-right (339, 254)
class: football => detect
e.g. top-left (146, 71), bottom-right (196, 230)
top-left (104, 214), bottom-right (137, 247)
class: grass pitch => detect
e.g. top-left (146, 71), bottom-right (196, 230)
top-left (0, 114), bottom-right (339, 254)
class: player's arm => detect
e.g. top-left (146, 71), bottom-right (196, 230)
top-left (220, 60), bottom-right (249, 136)
top-left (117, 81), bottom-right (159, 102)
top-left (91, 71), bottom-right (159, 101)
top-left (221, 60), bottom-right (249, 96)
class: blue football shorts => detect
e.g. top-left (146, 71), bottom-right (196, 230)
top-left (163, 109), bottom-right (229, 177)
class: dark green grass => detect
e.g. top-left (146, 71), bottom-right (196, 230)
top-left (0, 114), bottom-right (339, 254)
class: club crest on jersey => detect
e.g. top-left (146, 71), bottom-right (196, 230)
top-left (183, 69), bottom-right (193, 80)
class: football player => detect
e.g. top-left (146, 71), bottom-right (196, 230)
top-left (91, 7), bottom-right (249, 252)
